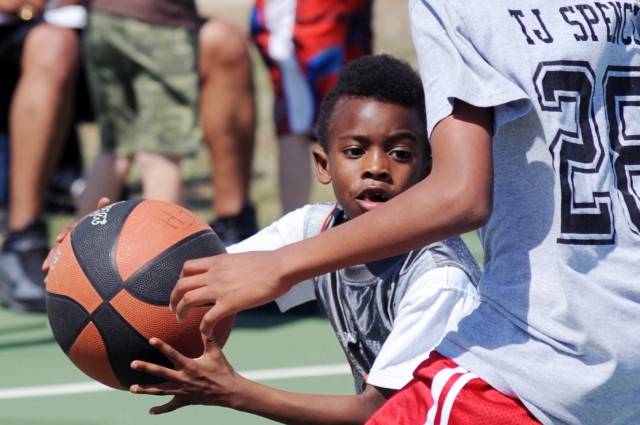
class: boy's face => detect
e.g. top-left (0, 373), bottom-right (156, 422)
top-left (313, 97), bottom-right (429, 220)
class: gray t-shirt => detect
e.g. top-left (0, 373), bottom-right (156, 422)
top-left (410, 0), bottom-right (640, 423)
top-left (229, 203), bottom-right (481, 393)
top-left (304, 204), bottom-right (481, 393)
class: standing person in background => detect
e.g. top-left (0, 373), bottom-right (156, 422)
top-left (250, 0), bottom-right (373, 214)
top-left (0, 0), bottom-right (83, 313)
top-left (77, 8), bottom-right (260, 246)
top-left (199, 18), bottom-right (258, 246)
top-left (76, 0), bottom-right (202, 216)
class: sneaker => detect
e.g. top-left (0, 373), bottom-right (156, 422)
top-left (0, 219), bottom-right (49, 313)
top-left (210, 204), bottom-right (258, 246)
top-left (44, 166), bottom-right (86, 214)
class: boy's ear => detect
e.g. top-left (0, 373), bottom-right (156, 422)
top-left (311, 145), bottom-right (332, 185)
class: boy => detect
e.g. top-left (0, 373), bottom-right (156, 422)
top-left (128, 54), bottom-right (481, 424)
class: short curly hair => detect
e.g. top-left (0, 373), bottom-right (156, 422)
top-left (315, 54), bottom-right (426, 150)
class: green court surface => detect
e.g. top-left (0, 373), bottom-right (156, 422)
top-left (0, 306), bottom-right (354, 425)
top-left (0, 237), bottom-right (482, 425)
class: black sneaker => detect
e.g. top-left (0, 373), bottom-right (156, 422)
top-left (0, 219), bottom-right (49, 313)
top-left (210, 204), bottom-right (258, 246)
top-left (44, 166), bottom-right (86, 214)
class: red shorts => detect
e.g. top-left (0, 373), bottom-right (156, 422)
top-left (367, 352), bottom-right (541, 425)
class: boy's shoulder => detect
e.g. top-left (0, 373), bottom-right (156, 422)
top-left (301, 202), bottom-right (340, 238)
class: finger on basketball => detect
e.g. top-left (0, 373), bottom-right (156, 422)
top-left (148, 338), bottom-right (187, 366)
top-left (97, 197), bottom-right (112, 209)
top-left (170, 274), bottom-right (205, 307)
top-left (130, 382), bottom-right (171, 396)
top-left (200, 304), bottom-right (228, 339)
top-left (53, 198), bottom-right (111, 244)
top-left (170, 276), bottom-right (210, 318)
top-left (130, 358), bottom-right (174, 380)
top-left (180, 256), bottom-right (215, 278)
top-left (42, 247), bottom-right (57, 272)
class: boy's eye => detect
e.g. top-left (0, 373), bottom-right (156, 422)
top-left (344, 147), bottom-right (365, 157)
top-left (390, 149), bottom-right (413, 161)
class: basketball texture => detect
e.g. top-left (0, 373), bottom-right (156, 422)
top-left (45, 199), bottom-right (232, 390)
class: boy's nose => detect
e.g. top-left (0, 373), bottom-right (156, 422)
top-left (362, 151), bottom-right (390, 180)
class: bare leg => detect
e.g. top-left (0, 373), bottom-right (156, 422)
top-left (199, 19), bottom-right (256, 219)
top-left (279, 133), bottom-right (312, 213)
top-left (75, 154), bottom-right (131, 217)
top-left (8, 24), bottom-right (79, 230)
top-left (137, 152), bottom-right (182, 204)
top-left (0, 24), bottom-right (79, 312)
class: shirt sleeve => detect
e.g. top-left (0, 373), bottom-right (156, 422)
top-left (226, 205), bottom-right (317, 312)
top-left (410, 0), bottom-right (530, 137)
top-left (44, 5), bottom-right (87, 28)
top-left (366, 266), bottom-right (480, 390)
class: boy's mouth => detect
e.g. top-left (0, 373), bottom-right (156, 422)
top-left (358, 191), bottom-right (388, 202)
top-left (355, 188), bottom-right (390, 210)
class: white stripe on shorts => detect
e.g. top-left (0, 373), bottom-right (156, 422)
top-left (425, 366), bottom-right (478, 425)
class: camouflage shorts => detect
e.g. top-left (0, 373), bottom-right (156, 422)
top-left (84, 11), bottom-right (202, 158)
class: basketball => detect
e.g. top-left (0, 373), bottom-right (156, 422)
top-left (45, 199), bottom-right (233, 390)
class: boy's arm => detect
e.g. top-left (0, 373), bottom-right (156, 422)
top-left (172, 102), bottom-right (494, 337)
top-left (131, 337), bottom-right (392, 424)
top-left (230, 380), bottom-right (391, 425)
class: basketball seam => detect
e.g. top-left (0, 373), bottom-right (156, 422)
top-left (122, 230), bottom-right (223, 304)
top-left (70, 199), bottom-right (144, 300)
top-left (45, 292), bottom-right (92, 354)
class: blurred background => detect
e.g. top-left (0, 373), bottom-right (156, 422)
top-left (66, 0), bottom-right (418, 232)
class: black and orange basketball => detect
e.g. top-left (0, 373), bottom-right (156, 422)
top-left (45, 199), bottom-right (232, 390)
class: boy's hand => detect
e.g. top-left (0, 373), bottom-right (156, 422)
top-left (170, 250), bottom-right (289, 338)
top-left (42, 197), bottom-right (112, 272)
top-left (130, 336), bottom-right (240, 414)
